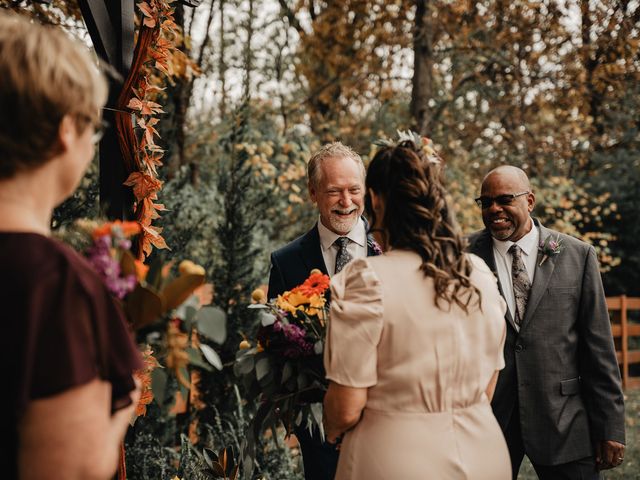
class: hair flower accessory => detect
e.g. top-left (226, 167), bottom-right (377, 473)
top-left (538, 235), bottom-right (563, 266)
top-left (375, 130), bottom-right (442, 164)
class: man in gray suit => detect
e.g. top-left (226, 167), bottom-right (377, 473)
top-left (468, 166), bottom-right (625, 479)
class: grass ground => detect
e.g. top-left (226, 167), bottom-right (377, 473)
top-left (518, 388), bottom-right (639, 479)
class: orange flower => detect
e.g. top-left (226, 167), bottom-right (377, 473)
top-left (92, 220), bottom-right (142, 240)
top-left (297, 272), bottom-right (330, 297)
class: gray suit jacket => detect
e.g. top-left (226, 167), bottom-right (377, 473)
top-left (468, 219), bottom-right (625, 465)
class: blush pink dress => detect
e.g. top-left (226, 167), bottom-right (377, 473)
top-left (324, 250), bottom-right (510, 480)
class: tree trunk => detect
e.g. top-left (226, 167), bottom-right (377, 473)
top-left (411, 0), bottom-right (433, 135)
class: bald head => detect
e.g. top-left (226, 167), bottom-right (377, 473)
top-left (479, 165), bottom-right (535, 242)
top-left (482, 166), bottom-right (531, 192)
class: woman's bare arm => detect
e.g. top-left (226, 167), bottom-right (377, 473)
top-left (323, 381), bottom-right (368, 443)
top-left (18, 377), bottom-right (140, 480)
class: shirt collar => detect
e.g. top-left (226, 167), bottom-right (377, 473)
top-left (492, 217), bottom-right (539, 258)
top-left (318, 216), bottom-right (367, 251)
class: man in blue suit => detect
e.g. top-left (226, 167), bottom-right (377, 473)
top-left (268, 142), bottom-right (379, 480)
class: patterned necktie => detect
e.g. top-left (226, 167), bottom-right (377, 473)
top-left (509, 244), bottom-right (531, 326)
top-left (334, 237), bottom-right (353, 274)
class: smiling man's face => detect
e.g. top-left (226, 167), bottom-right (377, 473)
top-left (310, 155), bottom-right (364, 235)
top-left (480, 169), bottom-right (535, 242)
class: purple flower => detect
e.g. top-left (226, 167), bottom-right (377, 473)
top-left (538, 235), bottom-right (563, 266)
top-left (87, 235), bottom-right (137, 299)
top-left (273, 320), bottom-right (313, 358)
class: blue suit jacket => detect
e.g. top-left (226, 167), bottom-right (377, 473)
top-left (268, 221), bottom-right (379, 298)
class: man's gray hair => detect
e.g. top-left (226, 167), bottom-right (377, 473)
top-left (307, 142), bottom-right (365, 188)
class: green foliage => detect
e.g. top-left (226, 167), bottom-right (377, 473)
top-left (52, 160), bottom-right (100, 230)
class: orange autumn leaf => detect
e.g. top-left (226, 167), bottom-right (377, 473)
top-left (140, 230), bottom-right (169, 258)
top-left (126, 97), bottom-right (165, 115)
top-left (137, 2), bottom-right (157, 28)
top-left (134, 259), bottom-right (149, 281)
top-left (124, 172), bottom-right (163, 200)
top-left (142, 152), bottom-right (164, 175)
top-left (133, 346), bottom-right (159, 418)
top-left (169, 390), bottom-right (187, 415)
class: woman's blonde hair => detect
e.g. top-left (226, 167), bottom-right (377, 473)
top-left (0, 11), bottom-right (108, 178)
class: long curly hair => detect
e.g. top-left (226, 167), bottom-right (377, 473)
top-left (365, 140), bottom-right (481, 313)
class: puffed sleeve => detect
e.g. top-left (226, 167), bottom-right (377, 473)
top-left (324, 258), bottom-right (384, 388)
top-left (469, 254), bottom-right (508, 371)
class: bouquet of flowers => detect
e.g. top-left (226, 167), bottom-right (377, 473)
top-left (235, 269), bottom-right (331, 450)
top-left (59, 219), bottom-right (228, 423)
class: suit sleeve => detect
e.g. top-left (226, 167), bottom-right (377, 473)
top-left (267, 252), bottom-right (286, 300)
top-left (578, 245), bottom-right (625, 444)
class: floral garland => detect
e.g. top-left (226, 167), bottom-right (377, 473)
top-left (118, 0), bottom-right (181, 259)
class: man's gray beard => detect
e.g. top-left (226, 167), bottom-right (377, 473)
top-left (329, 213), bottom-right (358, 235)
top-left (490, 226), bottom-right (515, 241)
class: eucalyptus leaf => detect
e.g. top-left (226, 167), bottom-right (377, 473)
top-left (236, 354), bottom-right (254, 375)
top-left (314, 340), bottom-right (323, 354)
top-left (196, 306), bottom-right (227, 344)
top-left (259, 311), bottom-right (276, 326)
top-left (200, 343), bottom-right (223, 370)
top-left (173, 295), bottom-right (199, 321)
top-left (281, 362), bottom-right (293, 384)
top-left (297, 372), bottom-right (308, 390)
top-left (256, 357), bottom-right (270, 381)
top-left (310, 403), bottom-right (325, 442)
top-left (150, 367), bottom-right (167, 405)
top-left (186, 347), bottom-right (213, 371)
top-left (247, 303), bottom-right (268, 309)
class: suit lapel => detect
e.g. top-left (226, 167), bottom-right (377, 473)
top-left (519, 222), bottom-right (557, 332)
top-left (472, 230), bottom-right (518, 332)
top-left (299, 224), bottom-right (328, 275)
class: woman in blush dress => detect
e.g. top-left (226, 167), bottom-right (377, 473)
top-left (323, 136), bottom-right (510, 479)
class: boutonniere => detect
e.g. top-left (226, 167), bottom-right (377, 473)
top-left (367, 235), bottom-right (383, 256)
top-left (538, 235), bottom-right (563, 266)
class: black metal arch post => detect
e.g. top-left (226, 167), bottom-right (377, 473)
top-left (74, 0), bottom-right (201, 220)
top-left (78, 0), bottom-right (135, 220)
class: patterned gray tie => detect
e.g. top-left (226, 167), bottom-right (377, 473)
top-left (334, 237), bottom-right (353, 274)
top-left (509, 244), bottom-right (531, 326)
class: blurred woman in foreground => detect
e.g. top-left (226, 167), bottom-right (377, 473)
top-left (0, 12), bottom-right (142, 479)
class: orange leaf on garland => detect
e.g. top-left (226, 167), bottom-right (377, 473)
top-left (124, 171), bottom-right (163, 200)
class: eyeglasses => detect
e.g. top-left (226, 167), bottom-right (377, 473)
top-left (475, 191), bottom-right (529, 209)
top-left (91, 119), bottom-right (109, 144)
top-left (76, 114), bottom-right (108, 144)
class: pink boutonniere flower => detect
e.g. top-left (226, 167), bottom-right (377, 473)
top-left (538, 235), bottom-right (563, 266)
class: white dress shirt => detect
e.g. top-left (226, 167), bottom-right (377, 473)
top-left (492, 218), bottom-right (539, 330)
top-left (317, 216), bottom-right (368, 277)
